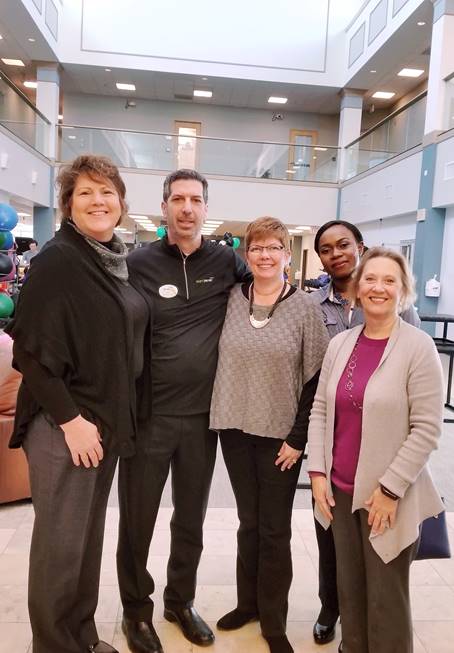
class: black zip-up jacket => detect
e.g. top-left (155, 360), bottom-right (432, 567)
top-left (128, 236), bottom-right (251, 415)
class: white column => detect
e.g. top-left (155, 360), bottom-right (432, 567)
top-left (424, 0), bottom-right (454, 138)
top-left (337, 90), bottom-right (363, 180)
top-left (36, 63), bottom-right (60, 159)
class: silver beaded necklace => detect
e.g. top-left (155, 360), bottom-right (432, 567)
top-left (344, 342), bottom-right (363, 411)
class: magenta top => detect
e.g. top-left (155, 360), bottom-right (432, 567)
top-left (331, 333), bottom-right (388, 495)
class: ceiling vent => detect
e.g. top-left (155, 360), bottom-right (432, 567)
top-left (174, 93), bottom-right (192, 100)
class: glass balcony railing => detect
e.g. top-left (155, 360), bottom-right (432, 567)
top-left (58, 125), bottom-right (339, 183)
top-left (344, 93), bottom-right (427, 179)
top-left (0, 74), bottom-right (50, 156)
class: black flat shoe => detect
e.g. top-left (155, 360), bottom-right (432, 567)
top-left (164, 606), bottom-right (214, 646)
top-left (217, 608), bottom-right (259, 630)
top-left (121, 616), bottom-right (163, 653)
top-left (88, 643), bottom-right (119, 653)
top-left (264, 634), bottom-right (294, 653)
top-left (313, 620), bottom-right (337, 645)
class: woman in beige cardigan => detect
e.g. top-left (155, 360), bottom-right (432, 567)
top-left (307, 247), bottom-right (444, 653)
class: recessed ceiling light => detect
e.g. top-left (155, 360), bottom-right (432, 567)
top-left (23, 81), bottom-right (37, 89)
top-left (372, 91), bottom-right (395, 99)
top-left (295, 226), bottom-right (311, 231)
top-left (370, 69), bottom-right (377, 73)
top-left (130, 214), bottom-right (149, 220)
top-left (68, 135), bottom-right (77, 140)
top-left (202, 77), bottom-right (208, 81)
top-left (17, 212), bottom-right (31, 217)
top-left (194, 89), bottom-right (212, 98)
top-left (314, 147), bottom-right (328, 152)
top-left (105, 68), bottom-right (112, 72)
top-left (28, 37), bottom-right (36, 42)
top-left (1, 58), bottom-right (25, 66)
top-left (417, 21), bottom-right (426, 26)
top-left (0, 35), bottom-right (3, 40)
top-left (286, 170), bottom-right (296, 174)
top-left (58, 114), bottom-right (63, 120)
top-left (268, 96), bottom-right (288, 104)
top-left (116, 82), bottom-right (136, 91)
top-left (398, 68), bottom-right (424, 78)
top-left (204, 221), bottom-right (223, 226)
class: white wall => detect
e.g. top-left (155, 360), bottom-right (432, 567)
top-left (340, 150), bottom-right (422, 222)
top-left (356, 213), bottom-right (417, 247)
top-left (121, 170), bottom-right (338, 226)
top-left (438, 206), bottom-right (454, 339)
top-left (433, 133), bottom-right (454, 209)
top-left (0, 128), bottom-right (51, 206)
top-left (63, 94), bottom-right (339, 144)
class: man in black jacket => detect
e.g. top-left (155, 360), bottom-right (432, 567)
top-left (118, 169), bottom-right (250, 653)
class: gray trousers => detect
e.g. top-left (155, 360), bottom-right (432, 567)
top-left (23, 412), bottom-right (118, 653)
top-left (331, 486), bottom-right (418, 653)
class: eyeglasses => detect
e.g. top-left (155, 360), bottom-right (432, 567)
top-left (247, 245), bottom-right (285, 255)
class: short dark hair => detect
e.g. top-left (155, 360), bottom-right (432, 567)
top-left (30, 239), bottom-right (38, 246)
top-left (163, 169), bottom-right (208, 203)
top-left (245, 216), bottom-right (290, 251)
top-left (314, 220), bottom-right (364, 254)
top-left (56, 155), bottom-right (128, 224)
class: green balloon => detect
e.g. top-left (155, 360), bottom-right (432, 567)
top-left (0, 292), bottom-right (14, 318)
top-left (157, 225), bottom-right (167, 239)
top-left (232, 237), bottom-right (240, 249)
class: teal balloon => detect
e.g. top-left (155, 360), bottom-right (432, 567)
top-left (232, 237), bottom-right (240, 249)
top-left (157, 225), bottom-right (167, 238)
top-left (0, 292), bottom-right (14, 318)
top-left (0, 231), bottom-right (14, 250)
top-left (0, 204), bottom-right (18, 231)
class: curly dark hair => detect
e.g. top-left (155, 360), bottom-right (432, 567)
top-left (56, 155), bottom-right (128, 225)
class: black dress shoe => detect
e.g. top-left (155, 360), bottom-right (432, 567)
top-left (164, 606), bottom-right (214, 646)
top-left (217, 608), bottom-right (259, 630)
top-left (313, 620), bottom-right (336, 645)
top-left (88, 643), bottom-right (119, 653)
top-left (121, 616), bottom-right (163, 653)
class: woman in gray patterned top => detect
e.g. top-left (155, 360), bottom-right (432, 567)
top-left (210, 217), bottom-right (328, 653)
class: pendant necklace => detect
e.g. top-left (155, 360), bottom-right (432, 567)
top-left (248, 281), bottom-right (287, 329)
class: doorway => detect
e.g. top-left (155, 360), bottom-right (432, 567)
top-left (174, 121), bottom-right (201, 170)
top-left (288, 129), bottom-right (318, 181)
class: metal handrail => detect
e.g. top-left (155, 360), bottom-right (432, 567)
top-left (59, 124), bottom-right (338, 150)
top-left (345, 90), bottom-right (427, 149)
top-left (0, 72), bottom-right (51, 125)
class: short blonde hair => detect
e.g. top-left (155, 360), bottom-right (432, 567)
top-left (353, 247), bottom-right (416, 311)
top-left (245, 216), bottom-right (290, 251)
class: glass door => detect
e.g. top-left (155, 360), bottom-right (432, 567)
top-left (174, 121), bottom-right (201, 170)
top-left (288, 129), bottom-right (318, 181)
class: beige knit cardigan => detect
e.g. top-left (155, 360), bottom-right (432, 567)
top-left (307, 318), bottom-right (444, 563)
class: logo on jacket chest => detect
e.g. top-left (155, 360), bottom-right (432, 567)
top-left (195, 276), bottom-right (214, 284)
top-left (159, 284), bottom-right (178, 298)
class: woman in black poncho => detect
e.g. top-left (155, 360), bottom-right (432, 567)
top-left (6, 155), bottom-right (152, 653)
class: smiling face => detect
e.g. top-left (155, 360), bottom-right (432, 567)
top-left (357, 256), bottom-right (403, 321)
top-left (162, 178), bottom-right (207, 246)
top-left (246, 236), bottom-right (290, 284)
top-left (70, 173), bottom-right (122, 241)
top-left (317, 224), bottom-right (363, 281)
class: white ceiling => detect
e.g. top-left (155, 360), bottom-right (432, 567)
top-left (0, 0), bottom-right (434, 116)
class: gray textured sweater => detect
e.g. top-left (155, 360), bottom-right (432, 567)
top-left (210, 284), bottom-right (328, 439)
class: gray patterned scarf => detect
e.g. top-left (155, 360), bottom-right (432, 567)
top-left (68, 220), bottom-right (129, 282)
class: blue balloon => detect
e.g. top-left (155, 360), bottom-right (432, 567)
top-left (0, 204), bottom-right (18, 231)
top-left (0, 230), bottom-right (14, 250)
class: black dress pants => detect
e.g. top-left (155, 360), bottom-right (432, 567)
top-left (117, 413), bottom-right (217, 620)
top-left (313, 502), bottom-right (339, 623)
top-left (331, 486), bottom-right (418, 653)
top-left (23, 412), bottom-right (118, 653)
top-left (220, 429), bottom-right (301, 637)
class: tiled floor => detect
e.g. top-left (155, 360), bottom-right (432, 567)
top-left (0, 502), bottom-right (453, 652)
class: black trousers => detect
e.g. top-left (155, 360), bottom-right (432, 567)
top-left (220, 429), bottom-right (301, 637)
top-left (23, 412), bottom-right (118, 653)
top-left (117, 413), bottom-right (217, 620)
top-left (313, 502), bottom-right (339, 622)
top-left (331, 486), bottom-right (418, 653)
